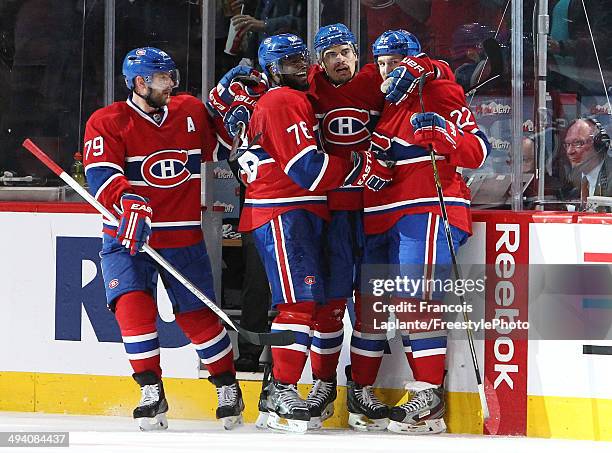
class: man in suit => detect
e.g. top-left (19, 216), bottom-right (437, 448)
top-left (560, 118), bottom-right (612, 211)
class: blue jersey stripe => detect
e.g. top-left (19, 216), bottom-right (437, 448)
top-left (285, 149), bottom-right (327, 190)
top-left (125, 153), bottom-right (201, 183)
top-left (196, 333), bottom-right (231, 360)
top-left (388, 142), bottom-right (429, 161)
top-left (351, 336), bottom-right (386, 352)
top-left (311, 334), bottom-right (344, 350)
top-left (123, 338), bottom-right (160, 354)
top-left (410, 336), bottom-right (447, 352)
top-left (473, 129), bottom-right (492, 157)
top-left (86, 166), bottom-right (122, 199)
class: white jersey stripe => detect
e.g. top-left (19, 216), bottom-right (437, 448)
top-left (127, 349), bottom-right (160, 360)
top-left (277, 215), bottom-right (297, 303)
top-left (122, 332), bottom-right (158, 343)
top-left (270, 218), bottom-right (290, 304)
top-left (245, 195), bottom-right (327, 204)
top-left (309, 153), bottom-right (329, 191)
top-left (364, 196), bottom-right (470, 213)
top-left (94, 173), bottom-right (124, 201)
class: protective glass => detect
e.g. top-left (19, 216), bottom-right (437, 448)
top-left (145, 69), bottom-right (180, 90)
top-left (277, 50), bottom-right (311, 75)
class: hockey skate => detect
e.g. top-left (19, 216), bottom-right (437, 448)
top-left (305, 377), bottom-right (337, 430)
top-left (255, 346), bottom-right (272, 430)
top-left (264, 380), bottom-right (311, 433)
top-left (132, 371), bottom-right (169, 431)
top-left (387, 385), bottom-right (446, 435)
top-left (208, 372), bottom-right (245, 430)
top-left (346, 367), bottom-right (389, 432)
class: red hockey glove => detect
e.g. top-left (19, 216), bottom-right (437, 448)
top-left (116, 194), bottom-right (152, 255)
top-left (411, 112), bottom-right (464, 155)
top-left (383, 54), bottom-right (436, 104)
top-left (207, 67), bottom-right (268, 117)
top-left (344, 150), bottom-right (393, 191)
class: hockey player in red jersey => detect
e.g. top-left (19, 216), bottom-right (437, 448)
top-left (351, 31), bottom-right (491, 435)
top-left (211, 24), bottom-right (456, 431)
top-left (232, 33), bottom-right (391, 433)
top-left (83, 47), bottom-right (244, 431)
top-left (303, 26), bottom-right (385, 430)
top-left (309, 24), bottom-right (462, 432)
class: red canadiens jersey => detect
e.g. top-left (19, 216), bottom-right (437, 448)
top-left (363, 79), bottom-right (492, 236)
top-left (83, 94), bottom-right (231, 249)
top-left (307, 64), bottom-right (384, 211)
top-left (238, 87), bottom-right (352, 232)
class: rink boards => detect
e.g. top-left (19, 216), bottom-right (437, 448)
top-left (0, 204), bottom-right (611, 440)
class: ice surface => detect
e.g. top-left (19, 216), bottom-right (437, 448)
top-left (0, 412), bottom-right (608, 453)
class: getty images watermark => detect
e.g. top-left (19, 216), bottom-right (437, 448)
top-left (364, 272), bottom-right (530, 333)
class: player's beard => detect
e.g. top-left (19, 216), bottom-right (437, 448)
top-left (281, 72), bottom-right (309, 91)
top-left (142, 87), bottom-right (171, 110)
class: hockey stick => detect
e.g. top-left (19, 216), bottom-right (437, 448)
top-left (22, 139), bottom-right (295, 347)
top-left (229, 123), bottom-right (246, 162)
top-left (229, 127), bottom-right (262, 162)
top-left (417, 76), bottom-right (490, 420)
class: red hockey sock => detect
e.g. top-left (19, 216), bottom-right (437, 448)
top-left (350, 292), bottom-right (388, 386)
top-left (271, 302), bottom-right (316, 384)
top-left (175, 308), bottom-right (235, 376)
top-left (394, 296), bottom-right (446, 386)
top-left (310, 299), bottom-right (345, 380)
top-left (114, 291), bottom-right (162, 378)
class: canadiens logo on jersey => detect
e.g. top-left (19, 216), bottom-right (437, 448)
top-left (321, 107), bottom-right (372, 146)
top-left (141, 149), bottom-right (192, 188)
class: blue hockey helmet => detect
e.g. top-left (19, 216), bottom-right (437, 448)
top-left (372, 30), bottom-right (422, 59)
top-left (314, 23), bottom-right (357, 58)
top-left (258, 34), bottom-right (310, 80)
top-left (122, 47), bottom-right (180, 90)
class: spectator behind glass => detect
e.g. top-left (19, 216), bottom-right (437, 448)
top-left (1, 0), bottom-right (85, 177)
top-left (452, 22), bottom-right (497, 92)
top-left (425, 0), bottom-right (506, 64)
top-left (558, 118), bottom-right (612, 209)
top-left (215, 0), bottom-right (246, 82)
top-left (547, 0), bottom-right (612, 95)
top-left (230, 0), bottom-right (306, 63)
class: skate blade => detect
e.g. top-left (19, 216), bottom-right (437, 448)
top-left (307, 402), bottom-right (334, 430)
top-left (387, 418), bottom-right (447, 435)
top-left (137, 413), bottom-right (168, 431)
top-left (255, 411), bottom-right (269, 430)
top-left (222, 414), bottom-right (244, 430)
top-left (266, 412), bottom-right (309, 434)
top-left (307, 416), bottom-right (322, 430)
top-left (348, 413), bottom-right (389, 432)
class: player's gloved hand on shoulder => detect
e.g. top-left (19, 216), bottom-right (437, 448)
top-left (383, 55), bottom-right (436, 104)
top-left (344, 150), bottom-right (393, 191)
top-left (410, 112), bottom-right (464, 155)
top-left (224, 86), bottom-right (258, 139)
top-left (116, 194), bottom-right (152, 256)
top-left (207, 66), bottom-right (268, 117)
